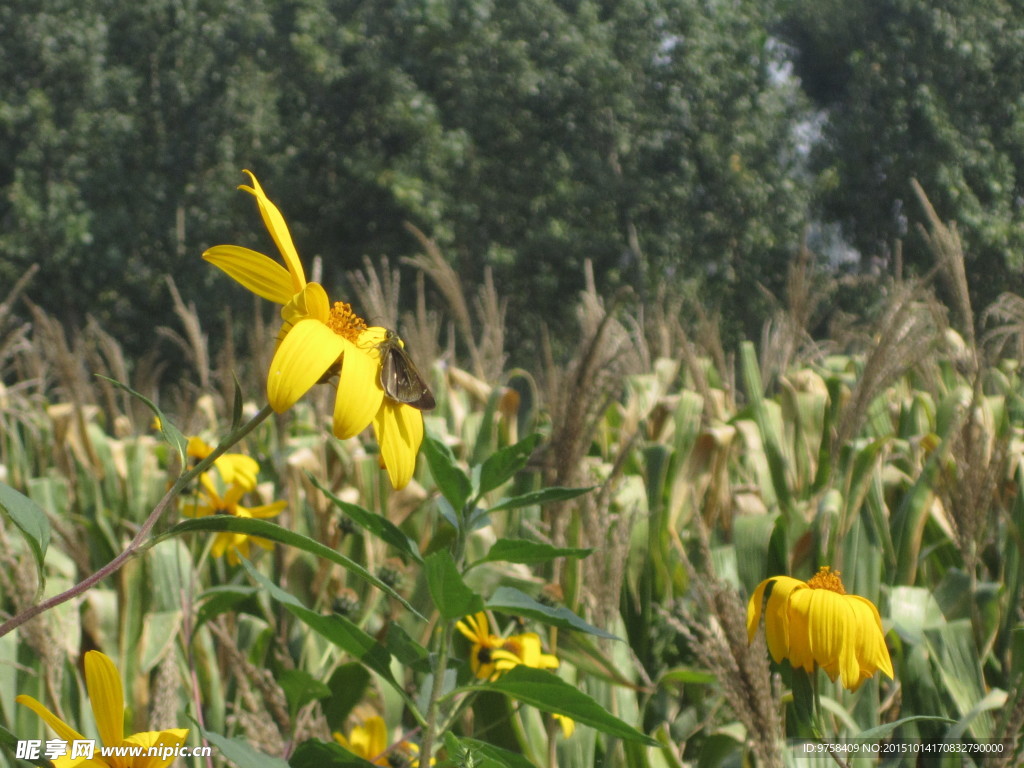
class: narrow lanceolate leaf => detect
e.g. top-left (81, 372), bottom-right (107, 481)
top-left (472, 538), bottom-right (593, 568)
top-left (160, 516), bottom-right (420, 617)
top-left (425, 550), bottom-right (484, 620)
top-left (97, 375), bottom-right (189, 467)
top-left (240, 561), bottom-right (409, 703)
top-left (311, 474), bottom-right (423, 563)
top-left (489, 485), bottom-right (595, 512)
top-left (422, 436), bottom-right (473, 514)
top-left (476, 434), bottom-right (542, 497)
top-left (465, 667), bottom-right (657, 746)
top-left (443, 733), bottom-right (538, 768)
top-left (0, 482), bottom-right (50, 578)
top-left (486, 586), bottom-right (619, 641)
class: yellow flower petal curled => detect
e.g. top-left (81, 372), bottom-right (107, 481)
top-left (238, 169), bottom-right (306, 292)
top-left (373, 399), bottom-right (424, 490)
top-left (202, 245), bottom-right (294, 304)
top-left (747, 566), bottom-right (893, 692)
top-left (267, 318), bottom-right (346, 412)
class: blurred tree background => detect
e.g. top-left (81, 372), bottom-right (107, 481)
top-left (1, 0), bottom-right (1022, 372)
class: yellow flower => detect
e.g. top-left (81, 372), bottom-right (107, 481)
top-left (456, 612), bottom-right (559, 681)
top-left (16, 650), bottom-right (189, 768)
top-left (184, 472), bottom-right (285, 565)
top-left (553, 713), bottom-right (576, 738)
top-left (334, 716), bottom-right (388, 765)
top-left (203, 171), bottom-right (424, 489)
top-left (746, 566), bottom-right (894, 692)
top-left (186, 436), bottom-right (259, 491)
top-left (332, 716), bottom-right (432, 767)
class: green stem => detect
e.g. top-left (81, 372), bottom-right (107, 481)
top-left (420, 500), bottom-right (469, 762)
top-left (0, 404), bottom-right (274, 639)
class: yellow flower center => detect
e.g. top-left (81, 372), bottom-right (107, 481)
top-left (807, 566), bottom-right (846, 594)
top-left (326, 301), bottom-right (368, 342)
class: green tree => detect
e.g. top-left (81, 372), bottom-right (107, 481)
top-left (779, 0), bottom-right (1024, 308)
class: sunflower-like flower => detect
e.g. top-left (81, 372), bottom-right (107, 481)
top-left (186, 436), bottom-right (259, 490)
top-left (456, 612), bottom-right (559, 681)
top-left (746, 566), bottom-right (894, 692)
top-left (16, 650), bottom-right (188, 768)
top-left (333, 716), bottom-right (431, 767)
top-left (183, 471), bottom-right (285, 565)
top-left (203, 171), bottom-right (424, 489)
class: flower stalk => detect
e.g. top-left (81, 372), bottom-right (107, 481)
top-left (0, 404), bottom-right (275, 639)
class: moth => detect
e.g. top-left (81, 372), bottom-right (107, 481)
top-left (377, 330), bottom-right (436, 411)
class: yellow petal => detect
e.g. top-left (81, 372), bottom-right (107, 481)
top-left (239, 170), bottom-right (306, 293)
top-left (267, 319), bottom-right (345, 412)
top-left (215, 454), bottom-right (260, 490)
top-left (186, 436), bottom-right (212, 460)
top-left (122, 728), bottom-right (190, 768)
top-left (374, 400), bottom-right (424, 490)
top-left (332, 341), bottom-right (385, 440)
top-left (746, 578), bottom-right (772, 642)
top-left (83, 651), bottom-right (125, 748)
top-left (202, 245), bottom-right (295, 304)
top-left (15, 695), bottom-right (87, 744)
top-left (243, 500), bottom-right (287, 519)
top-left (763, 576), bottom-right (805, 664)
top-left (282, 282), bottom-right (331, 327)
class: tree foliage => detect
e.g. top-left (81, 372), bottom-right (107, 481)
top-left (779, 0), bottom-right (1024, 308)
top-left (3, 0), bottom-right (812, 365)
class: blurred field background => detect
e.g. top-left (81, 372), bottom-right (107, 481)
top-left (2, 1), bottom-right (1024, 766)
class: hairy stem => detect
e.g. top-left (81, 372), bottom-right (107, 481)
top-left (0, 404), bottom-right (274, 639)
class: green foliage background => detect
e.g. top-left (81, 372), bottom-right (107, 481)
top-left (5, 0), bottom-right (809, 363)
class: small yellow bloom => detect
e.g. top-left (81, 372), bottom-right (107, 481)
top-left (456, 612), bottom-right (559, 681)
top-left (184, 472), bottom-right (285, 565)
top-left (334, 716), bottom-right (389, 765)
top-left (203, 171), bottom-right (424, 489)
top-left (186, 436), bottom-right (259, 490)
top-left (553, 713), bottom-right (576, 738)
top-left (17, 650), bottom-right (189, 768)
top-left (746, 566), bottom-right (894, 692)
top-left (333, 716), bottom-right (433, 767)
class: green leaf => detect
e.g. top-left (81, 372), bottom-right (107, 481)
top-left (464, 667), bottom-right (657, 746)
top-left (0, 724), bottom-right (53, 767)
top-left (473, 538), bottom-right (593, 568)
top-left (423, 436), bottom-right (472, 513)
top-left (230, 375), bottom-right (244, 431)
top-left (489, 486), bottom-right (595, 512)
top-left (159, 516), bottom-right (421, 618)
top-left (194, 586), bottom-right (260, 636)
top-left (98, 376), bottom-right (188, 467)
top-left (476, 434), bottom-right (542, 497)
top-left (311, 475), bottom-right (423, 563)
top-left (0, 481), bottom-right (50, 578)
top-left (240, 561), bottom-right (415, 709)
top-left (289, 739), bottom-right (377, 768)
top-left (443, 733), bottom-right (538, 768)
top-left (487, 586), bottom-right (619, 640)
top-left (202, 729), bottom-right (290, 768)
top-left (278, 669), bottom-right (331, 718)
top-left (425, 550), bottom-right (484, 620)
top-left (384, 622), bottom-right (432, 672)
top-left (323, 664), bottom-right (371, 732)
